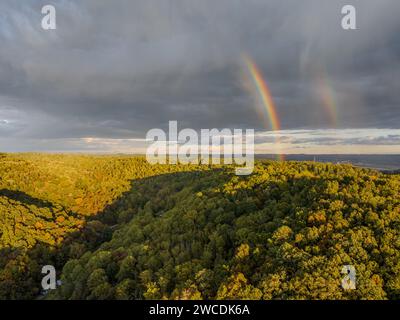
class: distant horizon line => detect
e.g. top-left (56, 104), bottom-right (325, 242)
top-left (2, 152), bottom-right (400, 156)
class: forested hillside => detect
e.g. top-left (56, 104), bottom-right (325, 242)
top-left (0, 154), bottom-right (399, 299)
top-left (0, 154), bottom-right (203, 299)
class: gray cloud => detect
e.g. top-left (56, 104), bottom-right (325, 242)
top-left (0, 0), bottom-right (399, 151)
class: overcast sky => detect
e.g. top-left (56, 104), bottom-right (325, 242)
top-left (0, 0), bottom-right (399, 153)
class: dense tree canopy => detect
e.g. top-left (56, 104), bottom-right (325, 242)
top-left (0, 154), bottom-right (399, 299)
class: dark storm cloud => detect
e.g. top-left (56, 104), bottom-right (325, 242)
top-left (0, 0), bottom-right (399, 151)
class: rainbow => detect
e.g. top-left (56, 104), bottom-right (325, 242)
top-left (243, 54), bottom-right (284, 161)
top-left (316, 68), bottom-right (338, 127)
top-left (243, 55), bottom-right (281, 131)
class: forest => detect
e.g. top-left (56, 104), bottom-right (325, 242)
top-left (0, 153), bottom-right (399, 300)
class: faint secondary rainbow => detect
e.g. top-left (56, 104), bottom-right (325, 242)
top-left (316, 68), bottom-right (338, 127)
top-left (242, 54), bottom-right (284, 161)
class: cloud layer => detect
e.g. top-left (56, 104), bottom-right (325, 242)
top-left (0, 0), bottom-right (399, 152)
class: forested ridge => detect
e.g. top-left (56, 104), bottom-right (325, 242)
top-left (0, 154), bottom-right (399, 299)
